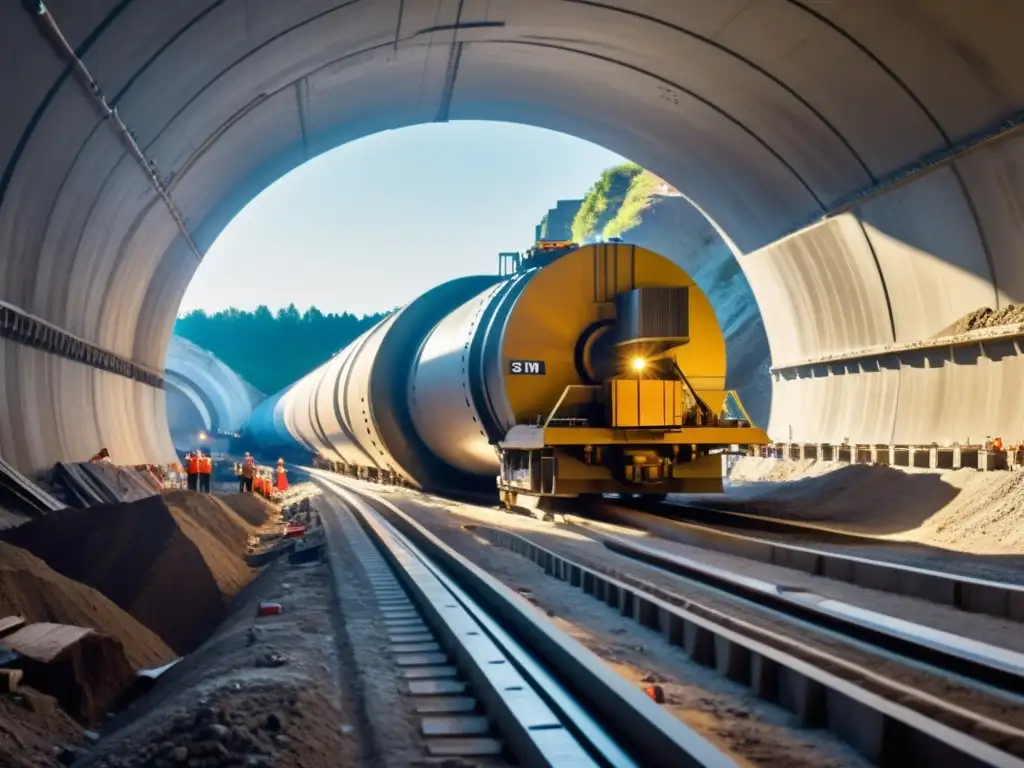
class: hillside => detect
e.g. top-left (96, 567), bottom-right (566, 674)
top-left (554, 169), bottom-right (771, 426)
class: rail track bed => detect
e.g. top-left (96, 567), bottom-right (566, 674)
top-left (313, 471), bottom-right (736, 767)
top-left (586, 499), bottom-right (1024, 623)
top-left (344, 481), bottom-right (1024, 768)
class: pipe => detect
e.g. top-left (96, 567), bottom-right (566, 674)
top-left (27, 1), bottom-right (204, 263)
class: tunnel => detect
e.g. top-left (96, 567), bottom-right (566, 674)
top-left (163, 335), bottom-right (264, 451)
top-left (2, 1), bottom-right (1023, 474)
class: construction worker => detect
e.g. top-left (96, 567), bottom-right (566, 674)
top-left (240, 452), bottom-right (255, 493)
top-left (186, 451), bottom-right (199, 492)
top-left (275, 458), bottom-right (288, 492)
top-left (198, 450), bottom-right (213, 493)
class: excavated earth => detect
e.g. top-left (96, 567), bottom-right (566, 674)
top-left (0, 490), bottom-right (283, 768)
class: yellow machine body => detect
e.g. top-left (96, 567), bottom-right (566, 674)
top-left (494, 243), bottom-right (768, 505)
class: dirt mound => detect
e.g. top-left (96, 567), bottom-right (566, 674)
top-left (0, 687), bottom-right (83, 768)
top-left (939, 303), bottom-right (1024, 337)
top-left (0, 542), bottom-right (173, 670)
top-left (162, 491), bottom-right (256, 600)
top-left (725, 457), bottom-right (1024, 554)
top-left (1, 494), bottom-right (254, 654)
top-left (219, 492), bottom-right (277, 527)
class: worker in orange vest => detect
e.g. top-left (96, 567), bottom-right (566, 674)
top-left (239, 452), bottom-right (255, 493)
top-left (275, 459), bottom-right (288, 492)
top-left (186, 452), bottom-right (199, 492)
top-left (198, 450), bottom-right (213, 493)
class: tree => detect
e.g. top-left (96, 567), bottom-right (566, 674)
top-left (174, 304), bottom-right (391, 394)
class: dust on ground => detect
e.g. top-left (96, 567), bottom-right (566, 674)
top-left (77, 559), bottom-right (363, 768)
top-left (721, 457), bottom-right (1024, 555)
top-left (370, 486), bottom-right (866, 768)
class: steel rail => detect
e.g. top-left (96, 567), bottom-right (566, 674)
top-left (315, 472), bottom-right (735, 768)
top-left (587, 526), bottom-right (1024, 695)
top-left (604, 499), bottom-right (1024, 623)
top-left (466, 522), bottom-right (1024, 768)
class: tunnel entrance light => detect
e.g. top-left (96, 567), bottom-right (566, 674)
top-left (198, 431), bottom-right (208, 441)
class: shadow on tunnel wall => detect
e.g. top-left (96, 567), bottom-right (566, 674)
top-left (610, 195), bottom-right (772, 427)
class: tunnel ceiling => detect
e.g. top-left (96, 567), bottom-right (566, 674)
top-left (2, 0), bottom-right (1024, 470)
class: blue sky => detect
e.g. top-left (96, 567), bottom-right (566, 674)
top-left (179, 121), bottom-right (627, 317)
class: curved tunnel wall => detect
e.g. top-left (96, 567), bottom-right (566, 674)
top-left (163, 335), bottom-right (264, 445)
top-left (2, 2), bottom-right (1024, 471)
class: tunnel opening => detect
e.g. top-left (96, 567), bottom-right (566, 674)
top-left (0, 1), bottom-right (1021, 474)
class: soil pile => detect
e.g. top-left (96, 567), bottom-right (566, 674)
top-left (0, 687), bottom-right (83, 768)
top-left (162, 491), bottom-right (256, 600)
top-left (939, 304), bottom-right (1024, 336)
top-left (726, 457), bottom-right (1024, 554)
top-left (1, 494), bottom-right (251, 654)
top-left (0, 542), bottom-right (173, 670)
top-left (219, 492), bottom-right (277, 527)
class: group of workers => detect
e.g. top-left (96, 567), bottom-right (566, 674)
top-left (237, 453), bottom-right (289, 496)
top-left (183, 449), bottom-right (214, 493)
top-left (178, 450), bottom-right (289, 496)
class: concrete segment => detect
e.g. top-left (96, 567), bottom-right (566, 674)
top-left (2, 2), bottom-right (1024, 468)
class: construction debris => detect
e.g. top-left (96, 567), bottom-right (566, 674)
top-left (0, 621), bottom-right (135, 723)
top-left (0, 455), bottom-right (64, 519)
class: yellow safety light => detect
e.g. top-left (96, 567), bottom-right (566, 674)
top-left (198, 431), bottom-right (208, 441)
top-left (631, 357), bottom-right (647, 373)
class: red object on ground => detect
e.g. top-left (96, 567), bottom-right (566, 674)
top-left (642, 685), bottom-right (665, 703)
top-left (283, 524), bottom-right (306, 539)
top-left (257, 602), bottom-right (282, 617)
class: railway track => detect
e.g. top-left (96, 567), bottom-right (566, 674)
top-left (312, 471), bottom-right (737, 767)
top-left (448, 518), bottom-right (1024, 767)
top-left (319, 475), bottom-right (1024, 768)
top-left (587, 498), bottom-right (1024, 623)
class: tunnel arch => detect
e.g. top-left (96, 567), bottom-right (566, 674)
top-left (2, 1), bottom-right (1024, 471)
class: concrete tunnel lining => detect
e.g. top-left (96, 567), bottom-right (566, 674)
top-left (3, 0), bottom-right (1024, 471)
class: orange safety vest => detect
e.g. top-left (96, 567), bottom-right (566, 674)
top-left (187, 456), bottom-right (199, 474)
top-left (253, 476), bottom-right (264, 493)
top-left (200, 456), bottom-right (213, 475)
top-left (276, 467), bottom-right (288, 491)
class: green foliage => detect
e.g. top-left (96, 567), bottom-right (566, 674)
top-left (602, 171), bottom-right (665, 238)
top-left (570, 163), bottom-right (644, 243)
top-left (174, 304), bottom-right (390, 395)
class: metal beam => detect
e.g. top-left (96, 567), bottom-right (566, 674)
top-left (26, 1), bottom-right (203, 263)
top-left (0, 300), bottom-right (164, 388)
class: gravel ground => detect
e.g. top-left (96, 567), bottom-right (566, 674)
top-left (367, 484), bottom-right (1024, 744)
top-left (77, 557), bottom-right (364, 768)
top-left (367, 486), bottom-right (870, 768)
